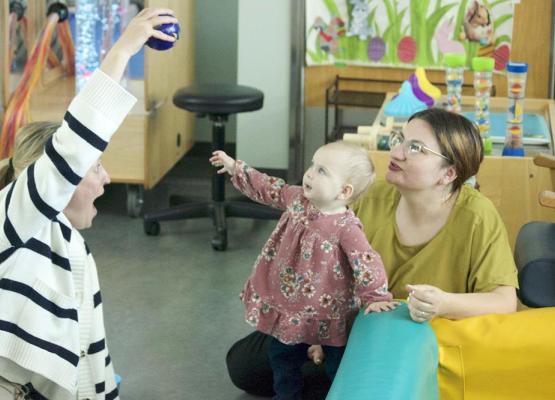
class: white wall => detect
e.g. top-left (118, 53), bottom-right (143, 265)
top-left (236, 1), bottom-right (290, 169)
top-left (195, 0), bottom-right (238, 142)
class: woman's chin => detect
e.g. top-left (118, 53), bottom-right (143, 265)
top-left (78, 211), bottom-right (96, 230)
top-left (75, 220), bottom-right (93, 230)
top-left (385, 170), bottom-right (397, 184)
top-left (385, 171), bottom-right (409, 189)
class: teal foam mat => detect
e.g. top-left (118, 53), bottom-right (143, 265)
top-left (327, 303), bottom-right (439, 400)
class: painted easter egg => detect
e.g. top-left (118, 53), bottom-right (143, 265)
top-left (367, 37), bottom-right (386, 61)
top-left (397, 36), bottom-right (417, 63)
top-left (493, 44), bottom-right (510, 71)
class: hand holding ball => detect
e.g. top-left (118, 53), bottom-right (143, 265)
top-left (146, 16), bottom-right (180, 51)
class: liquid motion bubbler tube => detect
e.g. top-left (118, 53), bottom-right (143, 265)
top-left (444, 53), bottom-right (466, 113)
top-left (502, 62), bottom-right (528, 156)
top-left (472, 57), bottom-right (495, 155)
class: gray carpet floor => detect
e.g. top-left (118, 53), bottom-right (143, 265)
top-left (82, 153), bottom-right (274, 400)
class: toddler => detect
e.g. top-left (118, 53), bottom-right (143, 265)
top-left (210, 141), bottom-right (397, 399)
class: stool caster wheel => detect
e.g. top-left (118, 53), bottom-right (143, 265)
top-left (126, 184), bottom-right (144, 217)
top-left (211, 231), bottom-right (227, 251)
top-left (144, 220), bottom-right (160, 236)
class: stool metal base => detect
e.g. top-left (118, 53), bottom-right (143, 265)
top-left (143, 199), bottom-right (281, 251)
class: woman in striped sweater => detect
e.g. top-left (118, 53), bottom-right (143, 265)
top-left (0, 9), bottom-right (177, 400)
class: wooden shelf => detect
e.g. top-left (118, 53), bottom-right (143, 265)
top-left (325, 76), bottom-right (388, 142)
top-left (328, 90), bottom-right (386, 109)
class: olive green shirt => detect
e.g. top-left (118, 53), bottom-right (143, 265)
top-left (352, 181), bottom-right (518, 299)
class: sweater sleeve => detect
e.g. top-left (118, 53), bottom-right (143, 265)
top-left (230, 160), bottom-right (292, 210)
top-left (339, 221), bottom-right (393, 304)
top-left (0, 69), bottom-right (136, 250)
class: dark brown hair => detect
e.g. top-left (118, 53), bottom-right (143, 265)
top-left (408, 108), bottom-right (483, 193)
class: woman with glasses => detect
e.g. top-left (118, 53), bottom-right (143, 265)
top-left (226, 108), bottom-right (518, 399)
top-left (354, 108), bottom-right (517, 323)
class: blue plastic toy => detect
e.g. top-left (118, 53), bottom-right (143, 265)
top-left (384, 81), bottom-right (427, 118)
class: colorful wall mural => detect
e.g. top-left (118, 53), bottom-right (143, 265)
top-left (306, 0), bottom-right (514, 72)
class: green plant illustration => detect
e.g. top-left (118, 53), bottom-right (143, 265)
top-left (381, 0), bottom-right (407, 64)
top-left (307, 0), bottom-right (514, 68)
top-left (410, 0), bottom-right (457, 66)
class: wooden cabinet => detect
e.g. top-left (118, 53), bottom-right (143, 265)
top-left (1, 0), bottom-right (195, 216)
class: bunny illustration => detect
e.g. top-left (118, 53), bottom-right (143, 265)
top-left (346, 0), bottom-right (372, 40)
top-left (435, 19), bottom-right (465, 54)
top-left (461, 0), bottom-right (494, 46)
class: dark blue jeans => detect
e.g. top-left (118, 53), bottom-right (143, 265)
top-left (267, 337), bottom-right (345, 400)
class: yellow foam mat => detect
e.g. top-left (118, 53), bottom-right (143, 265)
top-left (430, 307), bottom-right (555, 400)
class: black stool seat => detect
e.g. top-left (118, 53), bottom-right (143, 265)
top-left (173, 84), bottom-right (263, 115)
top-left (143, 84), bottom-right (282, 250)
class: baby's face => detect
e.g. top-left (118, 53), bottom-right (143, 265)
top-left (302, 146), bottom-right (348, 209)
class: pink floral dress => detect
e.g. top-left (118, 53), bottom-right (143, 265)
top-left (232, 161), bottom-right (392, 346)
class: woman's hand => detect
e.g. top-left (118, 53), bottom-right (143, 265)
top-left (210, 150), bottom-right (237, 176)
top-left (114, 8), bottom-right (177, 58)
top-left (407, 284), bottom-right (516, 320)
top-left (101, 8), bottom-right (178, 81)
top-left (406, 284), bottom-right (448, 323)
top-left (364, 300), bottom-right (399, 315)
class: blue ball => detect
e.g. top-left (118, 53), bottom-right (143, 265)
top-left (146, 19), bottom-right (180, 51)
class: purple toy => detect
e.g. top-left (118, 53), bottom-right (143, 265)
top-left (408, 74), bottom-right (434, 107)
top-left (146, 17), bottom-right (180, 51)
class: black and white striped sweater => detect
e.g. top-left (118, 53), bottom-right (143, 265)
top-left (0, 69), bottom-right (136, 399)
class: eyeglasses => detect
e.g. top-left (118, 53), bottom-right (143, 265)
top-left (389, 131), bottom-right (452, 162)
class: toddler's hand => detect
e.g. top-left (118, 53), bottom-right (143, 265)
top-left (364, 300), bottom-right (399, 315)
top-left (210, 150), bottom-right (236, 176)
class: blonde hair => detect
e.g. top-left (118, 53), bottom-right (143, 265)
top-left (0, 121), bottom-right (60, 190)
top-left (323, 140), bottom-right (375, 204)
